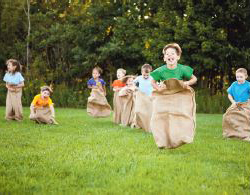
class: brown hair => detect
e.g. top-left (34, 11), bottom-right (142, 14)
top-left (141, 64), bottom-right (152, 73)
top-left (6, 59), bottom-right (21, 74)
top-left (236, 68), bottom-right (248, 77)
top-left (162, 43), bottom-right (182, 57)
top-left (41, 86), bottom-right (53, 94)
top-left (93, 66), bottom-right (103, 74)
top-left (117, 68), bottom-right (126, 75)
top-left (121, 75), bottom-right (135, 84)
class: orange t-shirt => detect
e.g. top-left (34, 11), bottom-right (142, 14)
top-left (31, 94), bottom-right (53, 108)
top-left (112, 80), bottom-right (126, 88)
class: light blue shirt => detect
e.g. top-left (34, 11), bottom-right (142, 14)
top-left (134, 75), bottom-right (153, 96)
top-left (3, 72), bottom-right (24, 85)
top-left (227, 81), bottom-right (250, 103)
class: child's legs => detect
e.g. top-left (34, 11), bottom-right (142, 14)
top-left (13, 90), bottom-right (23, 120)
top-left (36, 108), bottom-right (53, 124)
top-left (5, 91), bottom-right (15, 120)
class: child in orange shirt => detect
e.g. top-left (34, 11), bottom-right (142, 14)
top-left (112, 68), bottom-right (126, 124)
top-left (30, 86), bottom-right (58, 124)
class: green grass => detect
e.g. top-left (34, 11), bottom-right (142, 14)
top-left (0, 107), bottom-right (249, 194)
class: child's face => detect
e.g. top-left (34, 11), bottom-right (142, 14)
top-left (41, 90), bottom-right (50, 98)
top-left (92, 69), bottom-right (100, 79)
top-left (142, 69), bottom-right (150, 79)
top-left (7, 63), bottom-right (16, 72)
top-left (164, 48), bottom-right (180, 65)
top-left (126, 77), bottom-right (134, 86)
top-left (236, 72), bottom-right (247, 84)
top-left (117, 70), bottom-right (125, 79)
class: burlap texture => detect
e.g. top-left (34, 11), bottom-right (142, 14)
top-left (119, 87), bottom-right (135, 127)
top-left (113, 91), bottom-right (123, 124)
top-left (87, 89), bottom-right (111, 118)
top-left (134, 90), bottom-right (152, 132)
top-left (30, 107), bottom-right (58, 124)
top-left (151, 79), bottom-right (196, 149)
top-left (222, 102), bottom-right (250, 140)
top-left (6, 89), bottom-right (23, 121)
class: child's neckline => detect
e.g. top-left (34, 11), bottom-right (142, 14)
top-left (166, 64), bottom-right (178, 70)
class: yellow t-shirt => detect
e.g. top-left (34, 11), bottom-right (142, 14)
top-left (31, 94), bottom-right (53, 108)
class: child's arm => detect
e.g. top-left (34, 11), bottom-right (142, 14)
top-left (151, 79), bottom-right (162, 91)
top-left (15, 81), bottom-right (24, 88)
top-left (228, 94), bottom-right (236, 105)
top-left (103, 85), bottom-right (107, 96)
top-left (50, 105), bottom-right (56, 118)
top-left (30, 104), bottom-right (36, 118)
top-left (183, 75), bottom-right (197, 87)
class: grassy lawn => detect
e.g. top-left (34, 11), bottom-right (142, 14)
top-left (0, 107), bottom-right (249, 194)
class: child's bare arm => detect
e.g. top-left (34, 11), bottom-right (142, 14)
top-left (50, 105), bottom-right (55, 118)
top-left (30, 104), bottom-right (35, 115)
top-left (228, 94), bottom-right (236, 105)
top-left (103, 85), bottom-right (107, 96)
top-left (151, 79), bottom-right (161, 91)
top-left (184, 75), bottom-right (197, 86)
top-left (15, 82), bottom-right (24, 88)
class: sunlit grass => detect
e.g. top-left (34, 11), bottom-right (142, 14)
top-left (0, 108), bottom-right (249, 194)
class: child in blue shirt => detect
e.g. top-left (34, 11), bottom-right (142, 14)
top-left (87, 66), bottom-right (106, 96)
top-left (227, 68), bottom-right (250, 105)
top-left (3, 59), bottom-right (25, 121)
top-left (134, 64), bottom-right (153, 96)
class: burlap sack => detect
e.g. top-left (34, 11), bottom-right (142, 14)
top-left (119, 88), bottom-right (136, 127)
top-left (151, 79), bottom-right (196, 149)
top-left (87, 88), bottom-right (111, 118)
top-left (30, 107), bottom-right (58, 124)
top-left (6, 89), bottom-right (23, 121)
top-left (134, 90), bottom-right (152, 132)
top-left (113, 91), bottom-right (124, 124)
top-left (222, 102), bottom-right (250, 140)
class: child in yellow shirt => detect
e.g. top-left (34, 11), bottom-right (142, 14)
top-left (30, 86), bottom-right (58, 124)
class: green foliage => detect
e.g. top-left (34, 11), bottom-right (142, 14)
top-left (0, 0), bottom-right (250, 102)
top-left (196, 89), bottom-right (231, 113)
top-left (0, 108), bottom-right (249, 193)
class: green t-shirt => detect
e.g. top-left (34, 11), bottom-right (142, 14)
top-left (150, 64), bottom-right (193, 81)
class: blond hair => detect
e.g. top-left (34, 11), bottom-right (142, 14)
top-left (41, 86), bottom-right (53, 94)
top-left (141, 64), bottom-right (152, 73)
top-left (236, 68), bottom-right (248, 77)
top-left (117, 68), bottom-right (126, 75)
top-left (93, 66), bottom-right (103, 74)
top-left (162, 43), bottom-right (182, 57)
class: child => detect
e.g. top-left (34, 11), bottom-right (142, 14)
top-left (87, 67), bottom-right (111, 117)
top-left (151, 43), bottom-right (197, 90)
top-left (119, 75), bottom-right (136, 127)
top-left (112, 68), bottom-right (126, 124)
top-left (150, 43), bottom-right (197, 149)
top-left (134, 64), bottom-right (153, 96)
top-left (87, 66), bottom-right (106, 95)
top-left (3, 59), bottom-right (24, 121)
top-left (133, 64), bottom-right (153, 132)
top-left (223, 68), bottom-right (250, 141)
top-left (30, 86), bottom-right (58, 124)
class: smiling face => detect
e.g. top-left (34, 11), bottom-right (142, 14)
top-left (142, 69), bottom-right (150, 79)
top-left (117, 70), bottom-right (125, 79)
top-left (41, 90), bottom-right (50, 98)
top-left (236, 72), bottom-right (247, 84)
top-left (126, 77), bottom-right (134, 87)
top-left (163, 47), bottom-right (180, 65)
top-left (92, 69), bottom-right (100, 79)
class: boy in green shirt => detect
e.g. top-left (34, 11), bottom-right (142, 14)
top-left (151, 43), bottom-right (197, 90)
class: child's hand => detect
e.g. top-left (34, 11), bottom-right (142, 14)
top-left (183, 81), bottom-right (190, 88)
top-left (29, 114), bottom-right (35, 120)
